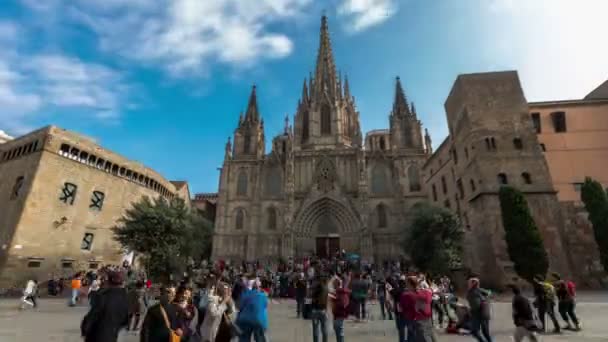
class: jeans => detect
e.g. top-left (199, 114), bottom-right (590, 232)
top-left (379, 297), bottom-right (392, 320)
top-left (296, 297), bottom-right (305, 317)
top-left (470, 316), bottom-right (493, 342)
top-left (354, 298), bottom-right (366, 319)
top-left (514, 326), bottom-right (538, 342)
top-left (70, 289), bottom-right (79, 306)
top-left (538, 303), bottom-right (560, 332)
top-left (333, 319), bottom-right (344, 342)
top-left (238, 324), bottom-right (268, 342)
top-left (413, 319), bottom-right (437, 342)
top-left (395, 315), bottom-right (407, 342)
top-left (558, 300), bottom-right (579, 327)
top-left (21, 295), bottom-right (37, 308)
top-left (311, 309), bottom-right (328, 342)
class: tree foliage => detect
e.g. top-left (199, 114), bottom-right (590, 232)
top-left (113, 196), bottom-right (213, 282)
top-left (581, 177), bottom-right (608, 273)
top-left (405, 202), bottom-right (464, 276)
top-left (499, 186), bottom-right (548, 281)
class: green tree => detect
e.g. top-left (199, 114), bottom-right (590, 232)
top-left (405, 202), bottom-right (464, 276)
top-left (499, 186), bottom-right (548, 281)
top-left (581, 177), bottom-right (608, 272)
top-left (113, 196), bottom-right (212, 282)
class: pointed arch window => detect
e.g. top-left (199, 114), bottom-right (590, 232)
top-left (408, 165), bottom-right (421, 192)
top-left (321, 104), bottom-right (331, 135)
top-left (243, 134), bottom-right (251, 154)
top-left (377, 203), bottom-right (388, 228)
top-left (235, 209), bottom-right (245, 230)
top-left (265, 167), bottom-right (282, 196)
top-left (236, 170), bottom-right (248, 196)
top-left (371, 164), bottom-right (390, 195)
top-left (267, 207), bottom-right (277, 230)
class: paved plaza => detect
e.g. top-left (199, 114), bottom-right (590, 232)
top-left (0, 293), bottom-right (607, 342)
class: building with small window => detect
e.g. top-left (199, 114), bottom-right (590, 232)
top-left (0, 126), bottom-right (190, 286)
top-left (422, 71), bottom-right (605, 287)
top-left (529, 80), bottom-right (608, 202)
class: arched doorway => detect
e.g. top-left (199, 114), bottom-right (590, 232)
top-left (292, 196), bottom-right (362, 258)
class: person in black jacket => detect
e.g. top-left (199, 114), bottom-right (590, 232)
top-left (140, 286), bottom-right (182, 342)
top-left (80, 271), bottom-right (129, 342)
top-left (509, 284), bottom-right (538, 342)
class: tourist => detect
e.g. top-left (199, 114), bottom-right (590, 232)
top-left (553, 274), bottom-right (580, 331)
top-left (310, 273), bottom-right (329, 342)
top-left (532, 275), bottom-right (560, 333)
top-left (295, 272), bottom-right (307, 318)
top-left (70, 273), bottom-right (82, 306)
top-left (466, 277), bottom-right (493, 342)
top-left (80, 271), bottom-right (129, 342)
top-left (377, 276), bottom-right (392, 320)
top-left (350, 272), bottom-right (370, 321)
top-left (140, 286), bottom-right (183, 342)
top-left (331, 277), bottom-right (350, 342)
top-left (509, 284), bottom-right (539, 342)
top-left (173, 286), bottom-right (196, 341)
top-left (388, 276), bottom-right (407, 342)
top-left (195, 278), bottom-right (211, 336)
top-left (200, 281), bottom-right (234, 342)
top-left (407, 276), bottom-right (437, 342)
top-left (236, 279), bottom-right (269, 342)
top-left (88, 275), bottom-right (101, 308)
top-left (128, 281), bottom-right (148, 332)
top-left (20, 279), bottom-right (38, 310)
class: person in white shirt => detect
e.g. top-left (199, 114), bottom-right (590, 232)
top-left (20, 279), bottom-right (38, 309)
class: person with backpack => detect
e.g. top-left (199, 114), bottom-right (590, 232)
top-left (331, 277), bottom-right (350, 342)
top-left (310, 274), bottom-right (329, 342)
top-left (552, 273), bottom-right (580, 331)
top-left (388, 276), bottom-right (407, 342)
top-left (466, 277), bottom-right (493, 342)
top-left (350, 273), bottom-right (370, 321)
top-left (509, 284), bottom-right (539, 342)
top-left (532, 275), bottom-right (560, 333)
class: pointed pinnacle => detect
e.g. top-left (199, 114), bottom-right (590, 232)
top-left (245, 84), bottom-right (259, 122)
top-left (394, 76), bottom-right (410, 115)
top-left (411, 102), bottom-right (417, 117)
top-left (302, 78), bottom-right (308, 102)
top-left (344, 74), bottom-right (351, 99)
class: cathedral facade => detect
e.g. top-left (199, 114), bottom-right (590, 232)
top-left (212, 16), bottom-right (431, 261)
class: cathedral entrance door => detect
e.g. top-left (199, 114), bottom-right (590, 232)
top-left (316, 235), bottom-right (340, 259)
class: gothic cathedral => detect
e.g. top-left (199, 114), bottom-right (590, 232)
top-left (212, 16), bottom-right (432, 261)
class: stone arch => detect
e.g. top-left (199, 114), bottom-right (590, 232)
top-left (292, 196), bottom-right (362, 238)
top-left (266, 206), bottom-right (277, 230)
top-left (321, 103), bottom-right (331, 135)
top-left (236, 169), bottom-right (248, 196)
top-left (408, 164), bottom-right (421, 191)
top-left (371, 162), bottom-right (391, 195)
top-left (376, 203), bottom-right (388, 228)
top-left (235, 208), bottom-right (246, 230)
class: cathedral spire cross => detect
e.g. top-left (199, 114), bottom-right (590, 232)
top-left (393, 76), bottom-right (410, 116)
top-left (313, 15), bottom-right (338, 100)
top-left (244, 84), bottom-right (259, 122)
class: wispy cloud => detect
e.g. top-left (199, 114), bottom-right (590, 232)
top-left (62, 0), bottom-right (312, 76)
top-left (482, 0), bottom-right (608, 101)
top-left (0, 19), bottom-right (132, 134)
top-left (338, 0), bottom-right (398, 33)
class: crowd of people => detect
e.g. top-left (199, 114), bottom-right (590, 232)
top-left (16, 253), bottom-right (584, 342)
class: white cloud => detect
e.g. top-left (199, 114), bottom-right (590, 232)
top-left (0, 21), bottom-right (132, 134)
top-left (66, 0), bottom-right (311, 76)
top-left (483, 0), bottom-right (608, 101)
top-left (338, 0), bottom-right (398, 33)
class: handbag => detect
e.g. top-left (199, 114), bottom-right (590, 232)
top-left (223, 312), bottom-right (242, 337)
top-left (159, 305), bottom-right (181, 342)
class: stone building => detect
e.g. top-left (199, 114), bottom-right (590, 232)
top-left (423, 72), bottom-right (605, 287)
top-left (212, 16), bottom-right (430, 261)
top-left (529, 82), bottom-right (608, 202)
top-left (192, 193), bottom-right (218, 222)
top-left (0, 125), bottom-right (189, 286)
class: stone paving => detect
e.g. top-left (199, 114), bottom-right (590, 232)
top-left (0, 293), bottom-right (607, 342)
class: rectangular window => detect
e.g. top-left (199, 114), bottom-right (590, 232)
top-left (573, 183), bottom-right (583, 192)
top-left (457, 179), bottom-right (464, 199)
top-left (59, 182), bottom-right (78, 205)
top-left (444, 199), bottom-right (451, 209)
top-left (540, 143), bottom-right (546, 152)
top-left (27, 260), bottom-right (42, 268)
top-left (432, 184), bottom-right (437, 201)
top-left (441, 176), bottom-right (447, 194)
top-left (90, 191), bottom-right (105, 210)
top-left (62, 262), bottom-right (73, 269)
top-left (89, 263), bottom-right (99, 270)
top-left (81, 233), bottom-right (94, 251)
top-left (551, 111), bottom-right (567, 133)
top-left (531, 112), bottom-right (541, 133)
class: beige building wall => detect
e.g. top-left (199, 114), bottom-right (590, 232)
top-left (0, 126), bottom-right (189, 286)
top-left (529, 100), bottom-right (608, 202)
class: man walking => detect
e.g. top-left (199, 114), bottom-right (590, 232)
top-left (20, 279), bottom-right (38, 310)
top-left (466, 277), bottom-right (493, 342)
top-left (295, 272), bottom-right (307, 318)
top-left (533, 276), bottom-right (560, 333)
top-left (310, 274), bottom-right (329, 342)
top-left (377, 277), bottom-right (392, 320)
top-left (70, 273), bottom-right (82, 306)
top-left (509, 284), bottom-right (538, 342)
top-left (236, 279), bottom-right (269, 342)
top-left (331, 278), bottom-right (350, 342)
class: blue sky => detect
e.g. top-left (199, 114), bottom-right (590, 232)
top-left (1, 0), bottom-right (607, 193)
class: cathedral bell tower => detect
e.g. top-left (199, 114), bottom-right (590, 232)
top-left (389, 77), bottom-right (424, 151)
top-left (293, 16), bottom-right (362, 151)
top-left (232, 85), bottom-right (265, 159)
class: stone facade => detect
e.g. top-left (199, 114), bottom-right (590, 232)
top-left (0, 126), bottom-right (189, 287)
top-left (212, 17), bottom-right (430, 262)
top-left (423, 71), bottom-right (604, 287)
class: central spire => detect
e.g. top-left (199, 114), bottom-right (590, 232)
top-left (244, 84), bottom-right (259, 122)
top-left (393, 76), bottom-right (411, 116)
top-left (313, 15), bottom-right (338, 100)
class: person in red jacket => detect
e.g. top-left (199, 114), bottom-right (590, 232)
top-left (400, 276), bottom-right (437, 342)
top-left (331, 278), bottom-right (351, 342)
